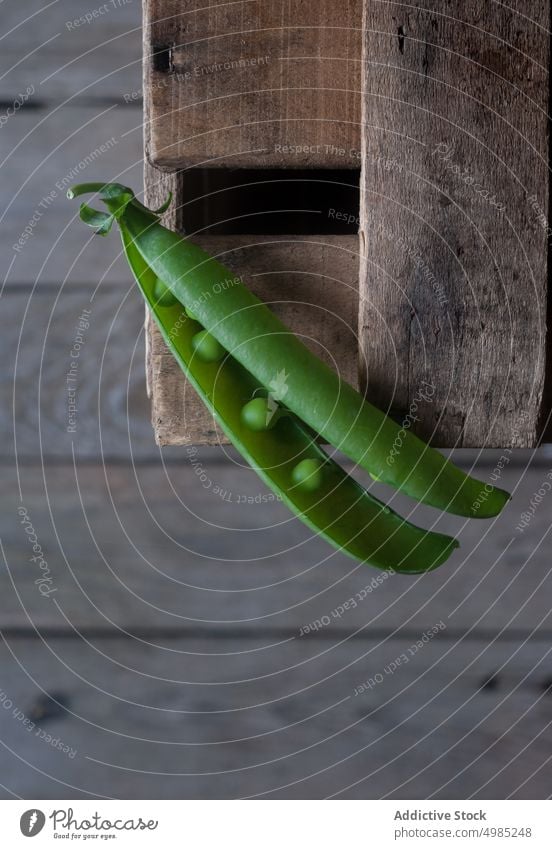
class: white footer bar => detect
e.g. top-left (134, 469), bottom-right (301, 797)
top-left (3, 800), bottom-right (550, 847)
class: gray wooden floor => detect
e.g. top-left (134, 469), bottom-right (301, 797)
top-left (1, 0), bottom-right (552, 799)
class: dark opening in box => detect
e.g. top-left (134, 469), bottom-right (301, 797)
top-left (179, 169), bottom-right (360, 236)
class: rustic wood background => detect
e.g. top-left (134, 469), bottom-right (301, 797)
top-left (1, 0), bottom-right (552, 799)
top-left (145, 0), bottom-right (550, 448)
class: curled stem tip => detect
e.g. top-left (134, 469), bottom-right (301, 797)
top-left (68, 183), bottom-right (172, 226)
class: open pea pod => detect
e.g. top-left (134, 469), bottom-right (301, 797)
top-left (73, 183), bottom-right (508, 519)
top-left (67, 181), bottom-right (508, 569)
top-left (118, 220), bottom-right (458, 573)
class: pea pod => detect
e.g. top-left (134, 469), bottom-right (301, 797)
top-left (68, 182), bottom-right (460, 572)
top-left (119, 217), bottom-right (457, 573)
top-left (73, 182), bottom-right (507, 518)
top-left (66, 181), bottom-right (509, 568)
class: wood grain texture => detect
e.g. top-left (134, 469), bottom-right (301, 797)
top-left (0, 288), bottom-right (153, 461)
top-left (6, 0), bottom-right (552, 805)
top-left (3, 460), bottom-right (552, 633)
top-left (359, 1), bottom-right (549, 448)
top-left (1, 635), bottom-right (552, 799)
top-left (145, 0), bottom-right (362, 169)
top-left (3, 107), bottom-right (143, 285)
top-left (0, 0), bottom-right (142, 101)
top-left (146, 234), bottom-right (360, 445)
top-left (143, 160), bottom-right (181, 401)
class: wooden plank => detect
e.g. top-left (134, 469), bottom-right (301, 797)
top-left (145, 0), bottom-right (362, 169)
top-left (144, 149), bottom-right (182, 400)
top-left (3, 107), bottom-right (143, 285)
top-left (0, 0), bottom-right (142, 101)
top-left (0, 289), bottom-right (152, 461)
top-left (147, 234), bottom-right (360, 445)
top-left (3, 460), bottom-right (552, 633)
top-left (359, 1), bottom-right (549, 448)
top-left (1, 635), bottom-right (552, 798)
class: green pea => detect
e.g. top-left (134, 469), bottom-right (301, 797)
top-left (153, 277), bottom-right (178, 307)
top-left (191, 330), bottom-right (225, 363)
top-left (292, 458), bottom-right (324, 492)
top-left (185, 306), bottom-right (198, 321)
top-left (241, 397), bottom-right (280, 431)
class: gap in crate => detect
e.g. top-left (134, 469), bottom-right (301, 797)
top-left (179, 169), bottom-right (360, 236)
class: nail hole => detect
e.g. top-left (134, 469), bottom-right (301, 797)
top-left (152, 43), bottom-right (172, 74)
top-left (0, 98), bottom-right (43, 112)
top-left (398, 26), bottom-right (405, 54)
top-left (28, 691), bottom-right (71, 723)
top-left (479, 673), bottom-right (500, 692)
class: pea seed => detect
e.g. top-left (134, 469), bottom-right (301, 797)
top-left (153, 277), bottom-right (178, 307)
top-left (241, 397), bottom-right (280, 431)
top-left (191, 330), bottom-right (225, 363)
top-left (292, 458), bottom-right (324, 492)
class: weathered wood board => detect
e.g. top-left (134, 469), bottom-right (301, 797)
top-left (3, 460), bottom-right (552, 633)
top-left (0, 0), bottom-right (142, 101)
top-left (145, 0), bottom-right (362, 169)
top-left (1, 636), bottom-right (552, 799)
top-left (3, 107), bottom-right (143, 285)
top-left (0, 288), bottom-right (152, 461)
top-left (359, 1), bottom-right (550, 448)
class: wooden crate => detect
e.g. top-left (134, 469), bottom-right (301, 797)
top-left (144, 0), bottom-right (550, 447)
top-left (145, 0), bottom-right (361, 169)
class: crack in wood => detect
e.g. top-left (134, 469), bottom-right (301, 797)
top-left (397, 25), bottom-right (405, 54)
